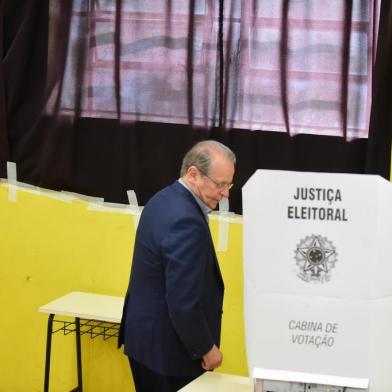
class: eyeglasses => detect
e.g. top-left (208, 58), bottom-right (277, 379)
top-left (198, 168), bottom-right (234, 190)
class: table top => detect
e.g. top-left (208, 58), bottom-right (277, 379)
top-left (38, 291), bottom-right (124, 323)
top-left (179, 371), bottom-right (252, 392)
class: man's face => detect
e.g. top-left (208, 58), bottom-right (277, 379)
top-left (193, 154), bottom-right (235, 210)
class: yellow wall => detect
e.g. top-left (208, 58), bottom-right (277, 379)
top-left (0, 181), bottom-right (247, 391)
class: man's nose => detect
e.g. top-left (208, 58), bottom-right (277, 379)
top-left (220, 187), bottom-right (230, 198)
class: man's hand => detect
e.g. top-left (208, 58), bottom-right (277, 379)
top-left (201, 344), bottom-right (223, 370)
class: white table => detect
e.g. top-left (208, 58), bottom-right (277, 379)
top-left (179, 371), bottom-right (252, 392)
top-left (39, 292), bottom-right (124, 392)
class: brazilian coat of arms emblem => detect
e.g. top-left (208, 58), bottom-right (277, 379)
top-left (295, 235), bottom-right (337, 283)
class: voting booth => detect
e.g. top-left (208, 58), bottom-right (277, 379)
top-left (242, 170), bottom-right (392, 392)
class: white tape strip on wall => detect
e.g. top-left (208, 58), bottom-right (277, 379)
top-left (217, 197), bottom-right (230, 252)
top-left (127, 190), bottom-right (140, 229)
top-left (6, 161), bottom-right (17, 202)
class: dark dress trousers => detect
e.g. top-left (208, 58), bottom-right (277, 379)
top-left (118, 180), bottom-right (224, 378)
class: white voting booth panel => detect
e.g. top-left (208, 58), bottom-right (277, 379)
top-left (242, 170), bottom-right (392, 392)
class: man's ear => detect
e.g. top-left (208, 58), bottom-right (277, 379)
top-left (186, 166), bottom-right (199, 183)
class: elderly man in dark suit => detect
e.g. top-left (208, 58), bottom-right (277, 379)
top-left (118, 140), bottom-right (236, 391)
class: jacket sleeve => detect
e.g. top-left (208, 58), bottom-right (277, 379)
top-left (161, 216), bottom-right (215, 359)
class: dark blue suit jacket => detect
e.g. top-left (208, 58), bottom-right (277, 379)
top-left (118, 181), bottom-right (224, 377)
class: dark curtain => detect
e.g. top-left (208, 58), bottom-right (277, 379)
top-left (1, 0), bottom-right (391, 214)
top-left (365, 0), bottom-right (392, 178)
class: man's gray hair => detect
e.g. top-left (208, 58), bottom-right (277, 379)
top-left (180, 140), bottom-right (236, 177)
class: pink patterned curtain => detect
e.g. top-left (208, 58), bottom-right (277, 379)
top-left (49, 0), bottom-right (378, 139)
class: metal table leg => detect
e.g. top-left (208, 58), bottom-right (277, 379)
top-left (44, 313), bottom-right (55, 392)
top-left (76, 317), bottom-right (83, 391)
top-left (70, 317), bottom-right (83, 392)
